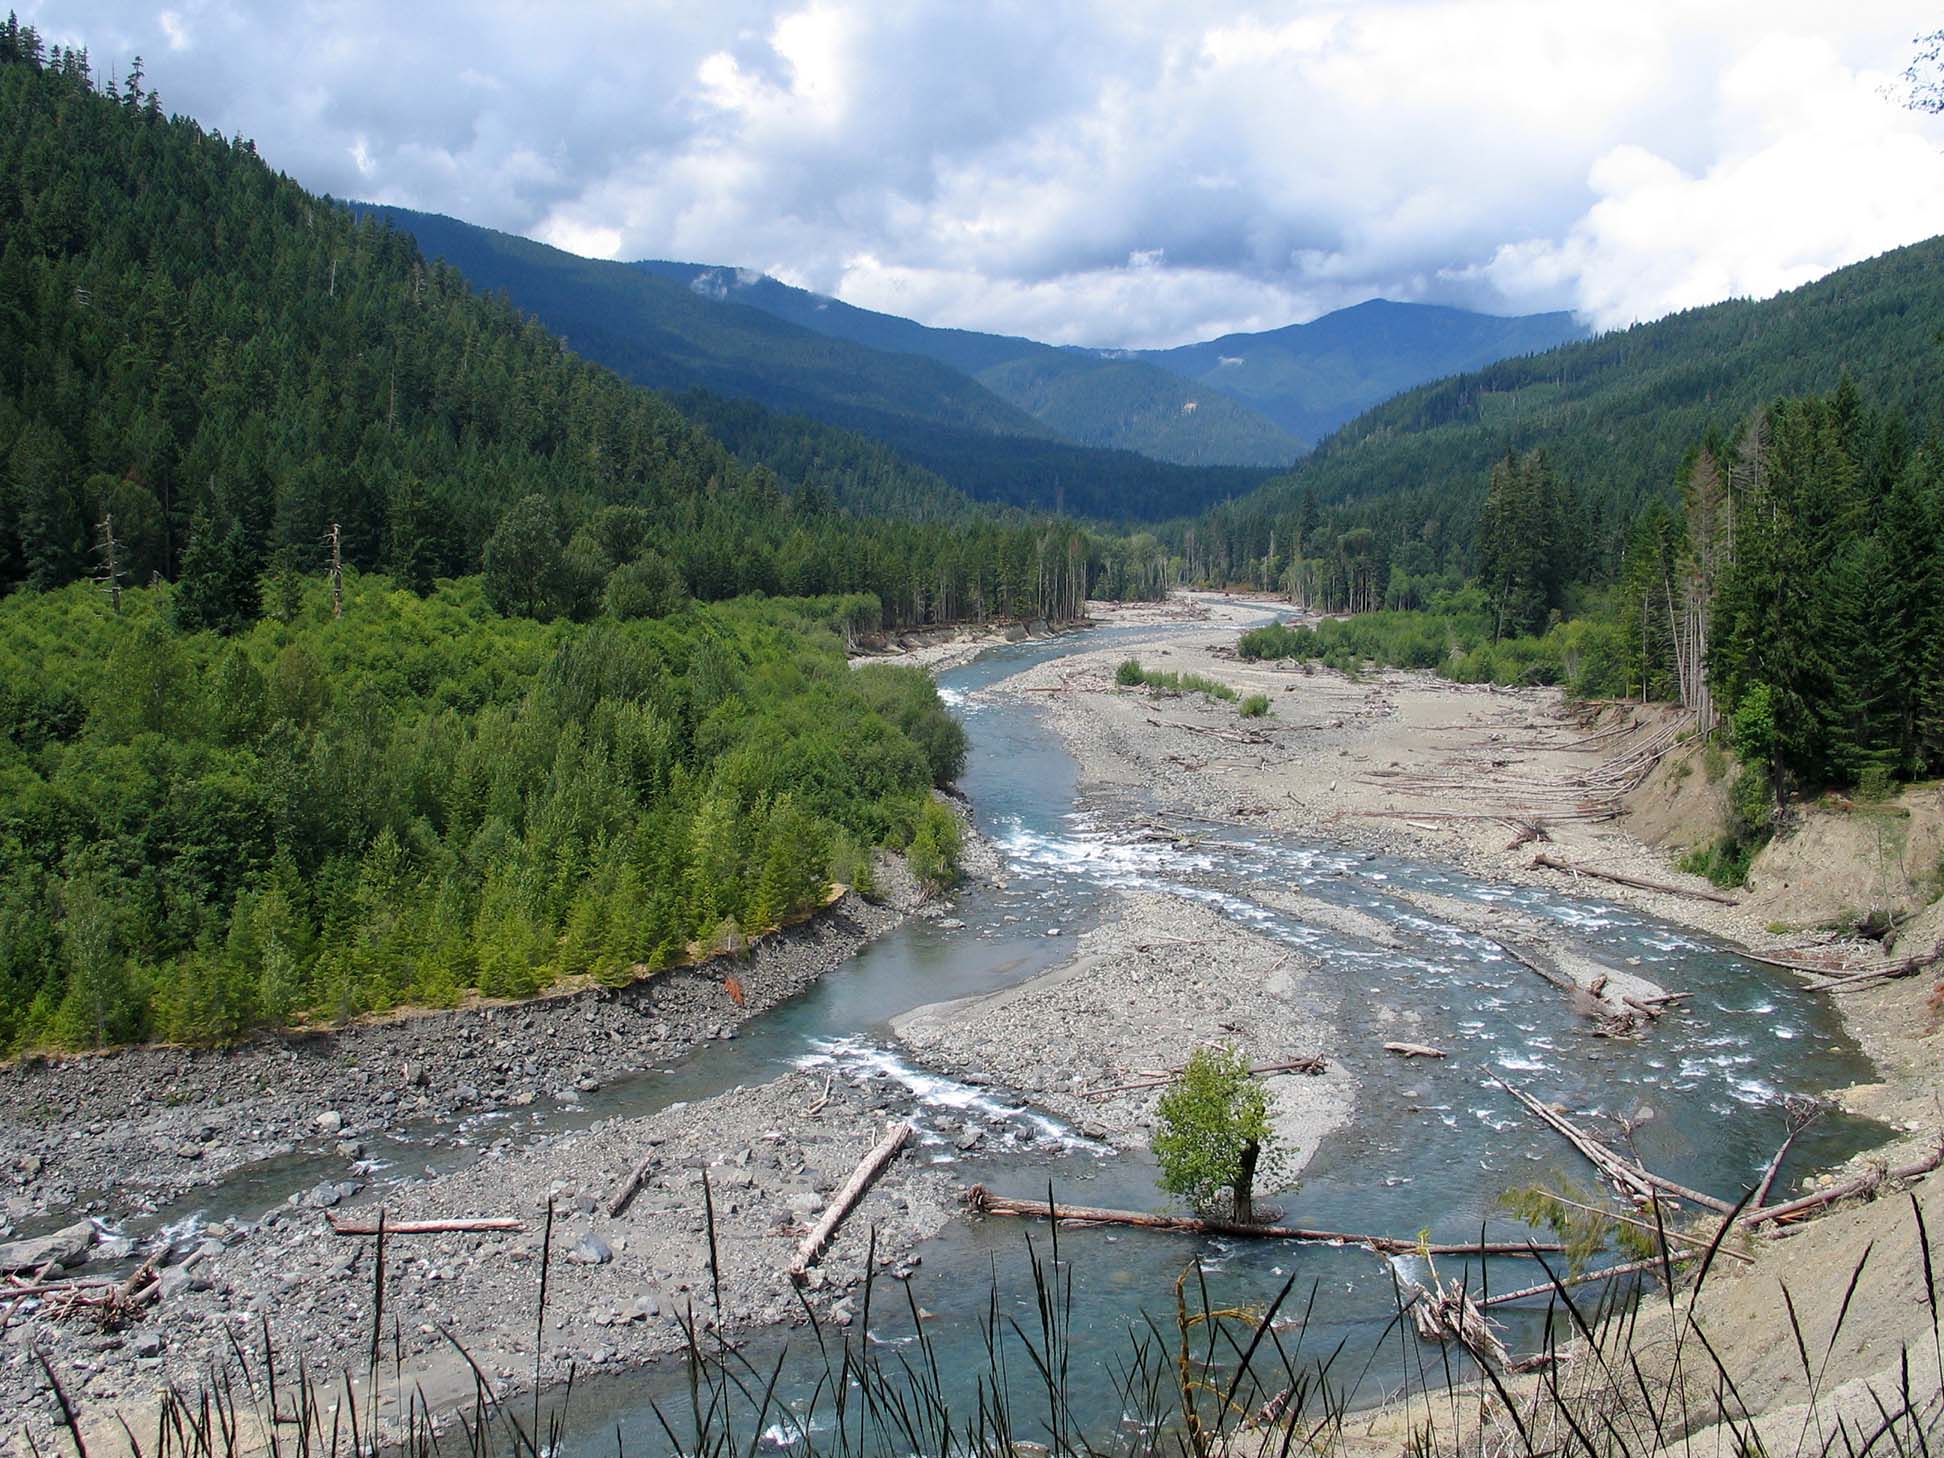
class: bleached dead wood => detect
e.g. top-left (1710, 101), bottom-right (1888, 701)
top-left (1478, 1254), bottom-right (1678, 1309)
top-left (326, 1216), bottom-right (524, 1236)
top-left (1383, 1042), bottom-right (1447, 1059)
top-left (787, 1121), bottom-right (911, 1282)
top-left (608, 1151), bottom-right (661, 1218)
top-left (1078, 1057), bottom-right (1325, 1099)
top-left (1528, 853), bottom-right (1740, 907)
top-left (1740, 1139), bottom-right (1943, 1228)
top-left (965, 1187), bottom-right (1565, 1257)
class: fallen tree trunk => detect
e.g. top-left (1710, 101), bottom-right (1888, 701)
top-left (788, 1122), bottom-right (911, 1283)
top-left (1478, 1254), bottom-right (1678, 1309)
top-left (1741, 1140), bottom-right (1944, 1228)
top-left (964, 1187), bottom-right (1566, 1257)
top-left (1383, 1042), bottom-right (1448, 1059)
top-left (607, 1150), bottom-right (660, 1217)
top-left (1528, 853), bottom-right (1740, 907)
top-left (1495, 1078), bottom-right (1735, 1215)
top-left (326, 1216), bottom-right (524, 1237)
top-left (1080, 1057), bottom-right (1325, 1099)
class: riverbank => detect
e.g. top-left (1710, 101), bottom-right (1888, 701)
top-left (0, 835), bottom-right (995, 1454)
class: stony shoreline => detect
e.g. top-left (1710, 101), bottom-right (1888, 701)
top-left (0, 844), bottom-right (972, 1451)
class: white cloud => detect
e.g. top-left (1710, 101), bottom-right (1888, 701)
top-left (26, 1), bottom-right (1944, 346)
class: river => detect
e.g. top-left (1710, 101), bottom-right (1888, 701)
top-left (513, 615), bottom-right (1885, 1450)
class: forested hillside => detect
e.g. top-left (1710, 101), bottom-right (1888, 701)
top-left (366, 208), bottom-right (1276, 519)
top-left (0, 577), bottom-right (970, 1048)
top-left (0, 34), bottom-right (1153, 627)
top-left (0, 23), bottom-right (1170, 1053)
top-left (1191, 236), bottom-right (1944, 585)
top-left (637, 259), bottom-right (1305, 468)
top-left (1138, 298), bottom-right (1586, 445)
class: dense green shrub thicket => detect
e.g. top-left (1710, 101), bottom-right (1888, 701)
top-left (0, 575), bottom-right (965, 1050)
top-left (1236, 591), bottom-right (1632, 699)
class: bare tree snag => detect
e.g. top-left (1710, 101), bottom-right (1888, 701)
top-left (787, 1122), bottom-right (911, 1283)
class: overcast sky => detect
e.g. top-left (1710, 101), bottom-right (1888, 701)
top-left (28, 2), bottom-right (1944, 348)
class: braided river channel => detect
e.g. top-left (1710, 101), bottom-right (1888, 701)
top-left (535, 616), bottom-right (1887, 1449)
top-left (129, 614), bottom-right (1886, 1448)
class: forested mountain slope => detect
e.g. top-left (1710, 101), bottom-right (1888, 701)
top-left (0, 35), bottom-right (1153, 622)
top-left (366, 208), bottom-right (1274, 518)
top-left (635, 263), bottom-right (1582, 460)
top-left (1137, 298), bottom-right (1587, 444)
top-left (637, 259), bottom-right (1305, 468)
top-left (0, 26), bottom-right (1144, 1052)
top-left (1222, 236), bottom-right (1944, 540)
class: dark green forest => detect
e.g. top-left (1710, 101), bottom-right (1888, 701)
top-left (0, 29), bottom-right (1156, 629)
top-left (1180, 236), bottom-right (1944, 592)
top-left (0, 574), bottom-right (970, 1048)
top-left (1235, 378), bottom-right (1944, 833)
top-left (0, 21), bottom-right (1164, 1052)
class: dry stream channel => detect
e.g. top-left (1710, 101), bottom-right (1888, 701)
top-left (106, 617), bottom-right (1891, 1446)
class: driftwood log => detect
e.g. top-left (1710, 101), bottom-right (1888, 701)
top-left (1495, 1077), bottom-right (1735, 1214)
top-left (1478, 1254), bottom-right (1678, 1309)
top-left (1079, 1057), bottom-right (1325, 1099)
top-left (1528, 853), bottom-right (1740, 907)
top-left (326, 1216), bottom-right (524, 1237)
top-left (965, 1187), bottom-right (1566, 1258)
top-left (1383, 1042), bottom-right (1447, 1059)
top-left (1741, 1140), bottom-right (1943, 1228)
top-left (608, 1151), bottom-right (660, 1217)
top-left (787, 1121), bottom-right (911, 1283)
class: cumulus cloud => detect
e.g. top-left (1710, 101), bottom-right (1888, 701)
top-left (26, 0), bottom-right (1944, 346)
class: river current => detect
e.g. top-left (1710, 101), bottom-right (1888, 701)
top-left (146, 617), bottom-right (1886, 1444)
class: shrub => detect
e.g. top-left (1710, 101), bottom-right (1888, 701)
top-left (906, 799), bottom-right (962, 891)
top-left (1115, 658), bottom-right (1145, 686)
top-left (1154, 1045), bottom-right (1286, 1223)
top-left (1238, 694), bottom-right (1271, 718)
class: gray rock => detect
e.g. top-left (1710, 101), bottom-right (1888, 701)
top-left (0, 1220), bottom-right (95, 1273)
top-left (570, 1232), bottom-right (614, 1266)
top-left (131, 1331), bottom-right (164, 1359)
top-left (784, 1191), bottom-right (824, 1219)
top-left (937, 919), bottom-right (966, 931)
top-left (94, 1236), bottom-right (137, 1263)
top-left (158, 1261), bottom-right (211, 1301)
top-left (304, 1182), bottom-right (342, 1210)
top-left (628, 1291), bottom-right (661, 1320)
top-left (315, 1110), bottom-right (343, 1135)
top-left (176, 1142), bottom-right (204, 1160)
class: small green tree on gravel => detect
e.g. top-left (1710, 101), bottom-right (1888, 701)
top-left (1153, 1046), bottom-right (1285, 1223)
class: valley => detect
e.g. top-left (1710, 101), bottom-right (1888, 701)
top-left (6, 597), bottom-right (1936, 1456)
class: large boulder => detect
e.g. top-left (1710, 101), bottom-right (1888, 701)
top-left (0, 1220), bottom-right (95, 1272)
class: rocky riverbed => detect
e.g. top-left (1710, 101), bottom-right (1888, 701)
top-left (0, 844), bottom-right (979, 1452)
top-left (895, 891), bottom-right (1354, 1172)
top-left (3, 1067), bottom-right (958, 1443)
